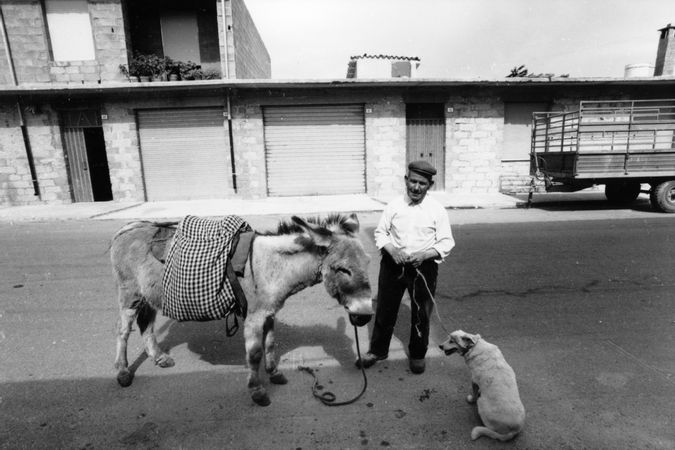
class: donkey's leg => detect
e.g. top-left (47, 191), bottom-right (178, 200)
top-left (244, 311), bottom-right (271, 406)
top-left (262, 316), bottom-right (287, 385)
top-left (115, 307), bottom-right (137, 387)
top-left (137, 303), bottom-right (174, 368)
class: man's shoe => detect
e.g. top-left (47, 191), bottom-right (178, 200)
top-left (409, 358), bottom-right (425, 374)
top-left (355, 352), bottom-right (387, 369)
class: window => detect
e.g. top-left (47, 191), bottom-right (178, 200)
top-left (391, 61), bottom-right (411, 78)
top-left (45, 0), bottom-right (95, 61)
top-left (160, 11), bottom-right (200, 63)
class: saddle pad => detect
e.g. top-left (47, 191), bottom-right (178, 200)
top-left (162, 215), bottom-right (252, 322)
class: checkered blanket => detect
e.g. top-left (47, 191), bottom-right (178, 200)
top-left (162, 215), bottom-right (252, 322)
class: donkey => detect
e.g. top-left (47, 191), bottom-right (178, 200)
top-left (111, 213), bottom-right (373, 406)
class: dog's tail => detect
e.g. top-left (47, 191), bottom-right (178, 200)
top-left (471, 426), bottom-right (519, 442)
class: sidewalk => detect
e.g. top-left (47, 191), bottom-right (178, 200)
top-left (0, 192), bottom-right (524, 222)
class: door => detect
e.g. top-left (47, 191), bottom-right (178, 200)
top-left (61, 110), bottom-right (112, 202)
top-left (137, 107), bottom-right (232, 201)
top-left (263, 105), bottom-right (366, 196)
top-left (406, 103), bottom-right (445, 190)
top-left (503, 102), bottom-right (549, 161)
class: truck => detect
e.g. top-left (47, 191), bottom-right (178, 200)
top-left (530, 99), bottom-right (675, 212)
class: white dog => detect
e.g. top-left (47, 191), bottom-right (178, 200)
top-left (439, 330), bottom-right (525, 441)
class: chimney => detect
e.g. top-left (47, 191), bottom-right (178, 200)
top-left (654, 23), bottom-right (675, 76)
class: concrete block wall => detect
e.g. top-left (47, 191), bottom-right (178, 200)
top-left (365, 95), bottom-right (407, 199)
top-left (89, 0), bottom-right (127, 83)
top-left (23, 105), bottom-right (71, 202)
top-left (500, 161), bottom-right (532, 193)
top-left (230, 0), bottom-right (270, 78)
top-left (0, 0), bottom-right (128, 86)
top-left (0, 2), bottom-right (51, 84)
top-left (231, 101), bottom-right (267, 198)
top-left (445, 97), bottom-right (503, 193)
top-left (0, 103), bottom-right (35, 204)
top-left (0, 104), bottom-right (71, 204)
top-left (654, 25), bottom-right (675, 76)
top-left (0, 30), bottom-right (14, 85)
top-left (102, 103), bottom-right (144, 201)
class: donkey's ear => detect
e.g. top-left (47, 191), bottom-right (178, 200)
top-left (342, 213), bottom-right (360, 234)
top-left (291, 216), bottom-right (333, 247)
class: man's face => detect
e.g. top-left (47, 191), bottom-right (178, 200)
top-left (405, 171), bottom-right (433, 204)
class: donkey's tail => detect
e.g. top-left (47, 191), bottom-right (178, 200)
top-left (471, 426), bottom-right (519, 442)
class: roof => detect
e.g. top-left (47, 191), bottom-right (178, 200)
top-left (1, 76), bottom-right (675, 100)
top-left (349, 53), bottom-right (421, 61)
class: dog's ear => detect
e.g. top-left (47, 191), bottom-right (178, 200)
top-left (460, 334), bottom-right (479, 349)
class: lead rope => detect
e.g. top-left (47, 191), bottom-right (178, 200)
top-left (412, 267), bottom-right (454, 336)
top-left (298, 324), bottom-right (368, 406)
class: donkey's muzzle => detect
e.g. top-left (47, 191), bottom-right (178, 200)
top-left (344, 297), bottom-right (373, 327)
top-left (349, 313), bottom-right (372, 327)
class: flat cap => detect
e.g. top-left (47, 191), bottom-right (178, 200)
top-left (408, 160), bottom-right (437, 178)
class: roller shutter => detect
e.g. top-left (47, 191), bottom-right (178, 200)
top-left (263, 105), bottom-right (366, 196)
top-left (137, 108), bottom-right (232, 201)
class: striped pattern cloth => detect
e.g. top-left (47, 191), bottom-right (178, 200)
top-left (162, 215), bottom-right (252, 322)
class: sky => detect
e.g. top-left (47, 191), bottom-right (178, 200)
top-left (244, 0), bottom-right (675, 79)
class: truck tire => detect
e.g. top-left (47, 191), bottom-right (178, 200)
top-left (650, 180), bottom-right (675, 213)
top-left (604, 182), bottom-right (641, 204)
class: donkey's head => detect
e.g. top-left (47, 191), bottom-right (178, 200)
top-left (291, 214), bottom-right (373, 326)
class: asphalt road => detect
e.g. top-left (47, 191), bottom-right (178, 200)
top-left (0, 208), bottom-right (674, 449)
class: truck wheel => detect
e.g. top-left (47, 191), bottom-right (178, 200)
top-left (604, 182), bottom-right (641, 204)
top-left (650, 181), bottom-right (675, 213)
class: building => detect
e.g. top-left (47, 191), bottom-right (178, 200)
top-left (0, 2), bottom-right (674, 206)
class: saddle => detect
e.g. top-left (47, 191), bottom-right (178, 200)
top-left (161, 215), bottom-right (254, 335)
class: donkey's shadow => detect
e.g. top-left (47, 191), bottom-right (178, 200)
top-left (132, 315), bottom-right (356, 369)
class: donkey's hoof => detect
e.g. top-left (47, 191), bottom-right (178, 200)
top-left (251, 388), bottom-right (271, 406)
top-left (154, 354), bottom-right (175, 368)
top-left (269, 372), bottom-right (288, 385)
top-left (117, 369), bottom-right (134, 387)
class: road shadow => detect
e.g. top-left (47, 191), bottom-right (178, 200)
top-left (128, 314), bottom-right (357, 370)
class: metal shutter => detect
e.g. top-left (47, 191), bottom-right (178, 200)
top-left (263, 105), bottom-right (366, 196)
top-left (137, 108), bottom-right (232, 201)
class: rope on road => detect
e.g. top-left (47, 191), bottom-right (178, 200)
top-left (298, 324), bottom-right (368, 406)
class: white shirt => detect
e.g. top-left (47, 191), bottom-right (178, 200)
top-left (374, 194), bottom-right (455, 262)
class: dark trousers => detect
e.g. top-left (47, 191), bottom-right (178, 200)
top-left (369, 252), bottom-right (438, 360)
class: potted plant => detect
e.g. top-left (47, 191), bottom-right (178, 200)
top-left (119, 53), bottom-right (154, 82)
top-left (176, 60), bottom-right (201, 80)
top-left (145, 54), bottom-right (169, 81)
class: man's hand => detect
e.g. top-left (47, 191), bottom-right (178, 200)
top-left (408, 249), bottom-right (439, 268)
top-left (385, 244), bottom-right (409, 265)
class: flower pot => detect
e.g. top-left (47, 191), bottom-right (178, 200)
top-left (139, 75), bottom-right (151, 82)
top-left (168, 74), bottom-right (179, 81)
